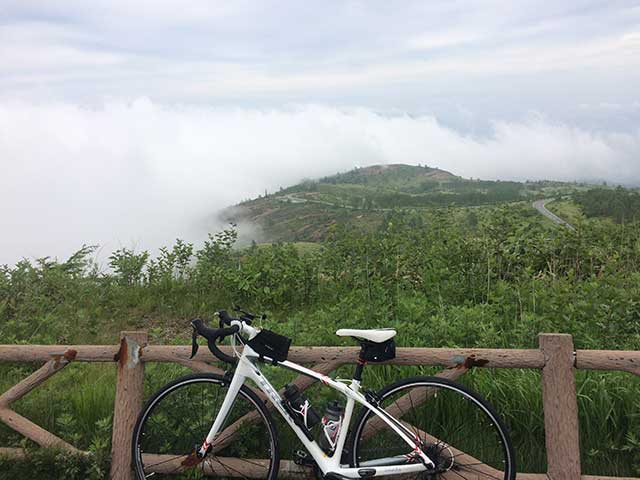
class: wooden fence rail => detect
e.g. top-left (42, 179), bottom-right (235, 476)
top-left (0, 333), bottom-right (638, 480)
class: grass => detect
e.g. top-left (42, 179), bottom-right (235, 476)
top-left (1, 346), bottom-right (638, 477)
top-left (2, 195), bottom-right (640, 477)
top-left (545, 199), bottom-right (585, 226)
top-left (253, 241), bottom-right (322, 255)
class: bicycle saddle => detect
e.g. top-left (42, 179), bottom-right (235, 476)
top-left (336, 328), bottom-right (396, 343)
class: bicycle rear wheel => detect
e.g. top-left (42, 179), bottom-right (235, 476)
top-left (350, 376), bottom-right (515, 480)
top-left (132, 373), bottom-right (279, 479)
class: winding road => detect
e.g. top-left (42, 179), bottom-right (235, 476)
top-left (282, 194), bottom-right (576, 230)
top-left (532, 199), bottom-right (575, 231)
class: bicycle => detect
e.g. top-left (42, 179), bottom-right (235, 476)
top-left (132, 309), bottom-right (516, 479)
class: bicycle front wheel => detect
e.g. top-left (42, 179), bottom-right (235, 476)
top-left (350, 376), bottom-right (515, 480)
top-left (132, 373), bottom-right (280, 479)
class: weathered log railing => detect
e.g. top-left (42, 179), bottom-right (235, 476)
top-left (0, 332), bottom-right (638, 480)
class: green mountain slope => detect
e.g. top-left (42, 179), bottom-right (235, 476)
top-left (222, 164), bottom-right (590, 242)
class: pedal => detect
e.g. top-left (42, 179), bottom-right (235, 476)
top-left (294, 450), bottom-right (315, 467)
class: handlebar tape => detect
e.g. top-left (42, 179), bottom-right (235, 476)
top-left (190, 318), bottom-right (239, 364)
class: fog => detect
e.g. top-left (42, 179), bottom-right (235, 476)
top-left (1, 99), bottom-right (639, 266)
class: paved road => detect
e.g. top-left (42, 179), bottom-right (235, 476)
top-left (532, 199), bottom-right (575, 231)
top-left (280, 193), bottom-right (390, 211)
top-left (283, 194), bottom-right (577, 231)
top-left (280, 194), bottom-right (484, 212)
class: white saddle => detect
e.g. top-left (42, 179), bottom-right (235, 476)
top-left (336, 328), bottom-right (397, 343)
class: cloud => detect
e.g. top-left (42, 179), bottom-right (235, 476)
top-left (405, 31), bottom-right (483, 51)
top-left (2, 2), bottom-right (639, 116)
top-left (1, 100), bottom-right (639, 265)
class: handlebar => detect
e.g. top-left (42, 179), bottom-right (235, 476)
top-left (190, 317), bottom-right (239, 364)
top-left (218, 310), bottom-right (236, 326)
top-left (190, 308), bottom-right (263, 364)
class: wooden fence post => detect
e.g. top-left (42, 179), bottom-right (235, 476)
top-left (539, 333), bottom-right (581, 480)
top-left (110, 331), bottom-right (147, 480)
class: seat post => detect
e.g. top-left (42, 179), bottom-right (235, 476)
top-left (353, 346), bottom-right (367, 382)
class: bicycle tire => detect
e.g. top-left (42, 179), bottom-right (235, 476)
top-left (349, 376), bottom-right (516, 480)
top-left (131, 372), bottom-right (280, 479)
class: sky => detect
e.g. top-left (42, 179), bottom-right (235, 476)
top-left (1, 1), bottom-right (640, 265)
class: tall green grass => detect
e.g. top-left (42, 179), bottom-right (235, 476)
top-left (2, 211), bottom-right (640, 477)
top-left (1, 362), bottom-right (637, 478)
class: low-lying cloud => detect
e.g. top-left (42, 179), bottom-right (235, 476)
top-left (1, 100), bottom-right (638, 266)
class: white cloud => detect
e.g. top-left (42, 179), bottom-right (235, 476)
top-left (1, 100), bottom-right (638, 265)
top-left (2, 2), bottom-right (639, 113)
top-left (405, 31), bottom-right (483, 51)
top-left (0, 44), bottom-right (124, 73)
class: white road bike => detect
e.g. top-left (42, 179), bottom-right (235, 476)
top-left (132, 310), bottom-right (516, 479)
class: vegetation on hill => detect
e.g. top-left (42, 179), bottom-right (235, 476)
top-left (575, 187), bottom-right (640, 223)
top-left (318, 164), bottom-right (457, 190)
top-left (1, 204), bottom-right (640, 477)
top-left (228, 164), bottom-right (594, 243)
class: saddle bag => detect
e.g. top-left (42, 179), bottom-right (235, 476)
top-left (247, 329), bottom-right (292, 362)
top-left (360, 338), bottom-right (396, 363)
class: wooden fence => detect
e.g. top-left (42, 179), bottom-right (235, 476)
top-left (0, 332), bottom-right (638, 480)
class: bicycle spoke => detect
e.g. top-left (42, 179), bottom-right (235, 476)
top-left (448, 464), bottom-right (475, 480)
top-left (211, 455), bottom-right (252, 480)
top-left (142, 453), bottom-right (187, 468)
top-left (133, 375), bottom-right (276, 479)
top-left (353, 379), bottom-right (513, 480)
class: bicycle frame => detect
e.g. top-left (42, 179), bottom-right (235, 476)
top-left (200, 339), bottom-right (435, 478)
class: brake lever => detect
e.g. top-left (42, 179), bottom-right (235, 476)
top-left (214, 311), bottom-right (232, 341)
top-left (233, 306), bottom-right (268, 324)
top-left (232, 305), bottom-right (254, 320)
top-left (190, 324), bottom-right (199, 359)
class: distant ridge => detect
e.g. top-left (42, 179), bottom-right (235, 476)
top-left (327, 163), bottom-right (455, 178)
top-left (320, 164), bottom-right (457, 191)
top-left (222, 163), bottom-right (586, 243)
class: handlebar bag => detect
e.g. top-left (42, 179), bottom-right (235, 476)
top-left (247, 329), bottom-right (292, 362)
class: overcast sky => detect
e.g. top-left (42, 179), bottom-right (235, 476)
top-left (1, 1), bottom-right (640, 265)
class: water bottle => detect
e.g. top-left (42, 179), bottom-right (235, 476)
top-left (318, 400), bottom-right (343, 454)
top-left (283, 384), bottom-right (321, 430)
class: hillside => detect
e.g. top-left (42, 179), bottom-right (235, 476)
top-left (222, 164), bottom-right (590, 242)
